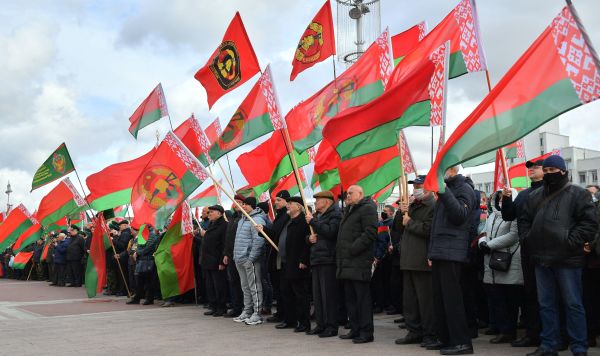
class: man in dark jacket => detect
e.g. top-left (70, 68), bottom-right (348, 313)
top-left (502, 158), bottom-right (544, 347)
top-left (200, 205), bottom-right (229, 316)
top-left (223, 195), bottom-right (245, 317)
top-left (306, 190), bottom-right (342, 337)
top-left (66, 225), bottom-right (85, 287)
top-left (337, 185), bottom-right (377, 344)
top-left (113, 220), bottom-right (133, 296)
top-left (428, 166), bottom-right (476, 355)
top-left (396, 175), bottom-right (436, 347)
top-left (127, 225), bottom-right (160, 305)
top-left (519, 155), bottom-right (597, 356)
top-left (388, 201), bottom-right (404, 317)
top-left (275, 196), bottom-right (311, 332)
top-left (53, 233), bottom-right (69, 286)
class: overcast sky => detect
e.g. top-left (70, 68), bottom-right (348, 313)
top-left (1, 0), bottom-right (600, 212)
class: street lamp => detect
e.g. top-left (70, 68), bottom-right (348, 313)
top-left (5, 181), bottom-right (12, 213)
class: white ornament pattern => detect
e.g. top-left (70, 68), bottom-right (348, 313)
top-left (376, 28), bottom-right (393, 87)
top-left (428, 43), bottom-right (448, 126)
top-left (453, 0), bottom-right (485, 72)
top-left (164, 132), bottom-right (209, 181)
top-left (259, 66), bottom-right (285, 130)
top-left (63, 177), bottom-right (86, 207)
top-left (181, 200), bottom-right (194, 235)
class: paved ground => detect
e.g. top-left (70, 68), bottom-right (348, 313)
top-left (0, 279), bottom-right (598, 355)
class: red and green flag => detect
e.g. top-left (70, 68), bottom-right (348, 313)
top-left (290, 0), bottom-right (335, 81)
top-left (373, 181), bottom-right (396, 203)
top-left (0, 205), bottom-right (35, 252)
top-left (12, 251), bottom-right (34, 270)
top-left (205, 118), bottom-right (222, 146)
top-left (508, 151), bottom-right (557, 188)
top-left (392, 21), bottom-right (427, 65)
top-left (286, 28), bottom-right (394, 152)
top-left (31, 143), bottom-right (75, 191)
top-left (237, 130), bottom-right (310, 197)
top-left (128, 83), bottom-right (169, 139)
top-left (391, 0), bottom-right (486, 81)
top-left (36, 178), bottom-right (86, 228)
top-left (425, 5), bottom-right (600, 192)
top-left (338, 145), bottom-right (401, 197)
top-left (194, 12), bottom-right (261, 109)
top-left (208, 65), bottom-right (284, 161)
top-left (189, 184), bottom-right (219, 208)
top-left (131, 132), bottom-right (209, 229)
top-left (155, 201), bottom-right (195, 299)
top-left (271, 169), bottom-right (307, 201)
top-left (174, 114), bottom-right (212, 166)
top-left (12, 214), bottom-right (42, 254)
top-left (311, 140), bottom-right (341, 192)
top-left (236, 184), bottom-right (255, 198)
top-left (114, 206), bottom-right (128, 218)
top-left (85, 216), bottom-right (110, 298)
top-left (45, 216), bottom-right (69, 233)
top-left (87, 148), bottom-right (156, 212)
top-left (40, 241), bottom-right (50, 262)
top-left (136, 224), bottom-right (151, 245)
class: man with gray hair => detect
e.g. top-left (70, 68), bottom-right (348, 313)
top-left (337, 185), bottom-right (378, 344)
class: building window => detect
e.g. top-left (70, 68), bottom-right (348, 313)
top-left (579, 172), bottom-right (587, 184)
top-left (592, 170), bottom-right (598, 183)
top-left (484, 182), bottom-right (492, 193)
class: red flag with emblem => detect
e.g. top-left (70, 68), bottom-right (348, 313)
top-left (290, 0), bottom-right (335, 81)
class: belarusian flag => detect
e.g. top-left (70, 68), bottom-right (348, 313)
top-left (373, 181), bottom-right (396, 203)
top-left (194, 12), bottom-right (261, 109)
top-left (425, 4), bottom-right (600, 192)
top-left (236, 185), bottom-right (255, 198)
top-left (114, 205), bottom-right (128, 218)
top-left (131, 132), bottom-right (208, 229)
top-left (392, 21), bottom-right (427, 65)
top-left (208, 65), bottom-right (284, 161)
top-left (271, 170), bottom-right (307, 201)
top-left (189, 184), bottom-right (219, 208)
top-left (391, 0), bottom-right (486, 80)
top-left (174, 114), bottom-right (212, 166)
top-left (286, 28), bottom-right (394, 152)
top-left (155, 201), bottom-right (195, 299)
top-left (338, 145), bottom-right (401, 197)
top-left (322, 43), bottom-right (442, 161)
top-left (85, 216), bottom-right (110, 298)
top-left (87, 148), bottom-right (156, 212)
top-left (136, 224), bottom-right (150, 245)
top-left (508, 151), bottom-right (556, 188)
top-left (493, 150), bottom-right (508, 193)
top-left (205, 117), bottom-right (222, 146)
top-left (36, 177), bottom-right (86, 228)
top-left (128, 83), bottom-right (169, 139)
top-left (236, 129), bottom-right (310, 197)
top-left (45, 216), bottom-right (69, 233)
top-left (12, 213), bottom-right (42, 254)
top-left (41, 242), bottom-right (50, 262)
top-left (31, 143), bottom-right (75, 191)
top-left (290, 0), bottom-right (335, 81)
top-left (0, 204), bottom-right (35, 251)
top-left (12, 251), bottom-right (34, 270)
top-left (399, 130), bottom-right (417, 175)
top-left (311, 140), bottom-right (340, 192)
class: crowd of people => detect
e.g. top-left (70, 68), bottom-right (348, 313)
top-left (2, 154), bottom-right (599, 355)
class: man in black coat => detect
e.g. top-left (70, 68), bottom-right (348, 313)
top-left (222, 195), bottom-right (245, 317)
top-left (200, 205), bottom-right (229, 316)
top-left (66, 225), bottom-right (85, 287)
top-left (274, 196), bottom-right (311, 332)
top-left (428, 166), bottom-right (477, 355)
top-left (306, 190), bottom-right (342, 337)
top-left (337, 185), bottom-right (377, 344)
top-left (502, 158), bottom-right (545, 347)
top-left (113, 220), bottom-right (133, 296)
top-left (519, 155), bottom-right (597, 356)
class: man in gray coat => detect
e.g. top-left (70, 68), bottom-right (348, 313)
top-left (233, 197), bottom-right (267, 326)
top-left (336, 185), bottom-right (378, 344)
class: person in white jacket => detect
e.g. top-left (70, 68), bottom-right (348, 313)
top-left (478, 189), bottom-right (523, 344)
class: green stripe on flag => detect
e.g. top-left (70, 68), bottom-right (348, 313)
top-left (357, 157), bottom-right (401, 197)
top-left (90, 188), bottom-right (132, 212)
top-left (130, 109), bottom-right (163, 138)
top-left (208, 113), bottom-right (273, 161)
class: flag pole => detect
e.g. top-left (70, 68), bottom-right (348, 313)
top-left (206, 165), bottom-right (228, 222)
top-left (100, 218), bottom-right (133, 298)
top-left (217, 160), bottom-right (236, 192)
top-left (224, 154), bottom-right (237, 191)
top-left (484, 70), bottom-right (511, 188)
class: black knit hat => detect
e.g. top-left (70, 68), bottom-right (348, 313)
top-left (286, 196), bottom-right (304, 206)
top-left (257, 202), bottom-right (270, 215)
top-left (244, 197), bottom-right (257, 209)
top-left (275, 190), bottom-right (290, 199)
top-left (208, 205), bottom-right (224, 214)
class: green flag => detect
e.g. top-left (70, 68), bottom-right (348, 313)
top-left (31, 143), bottom-right (75, 191)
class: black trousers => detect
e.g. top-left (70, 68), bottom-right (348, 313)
top-left (521, 254), bottom-right (541, 339)
top-left (67, 260), bottom-right (82, 286)
top-left (281, 273), bottom-right (310, 327)
top-left (486, 283), bottom-right (523, 335)
top-left (226, 261), bottom-right (243, 312)
top-left (205, 269), bottom-right (228, 311)
top-left (583, 267), bottom-right (600, 340)
top-left (389, 265), bottom-right (403, 312)
top-left (432, 260), bottom-right (471, 346)
top-left (403, 270), bottom-right (435, 338)
top-left (55, 263), bottom-right (66, 286)
top-left (135, 269), bottom-right (155, 302)
top-left (370, 256), bottom-right (391, 309)
top-left (48, 262), bottom-right (55, 283)
top-left (344, 279), bottom-right (374, 338)
top-left (312, 265), bottom-right (338, 331)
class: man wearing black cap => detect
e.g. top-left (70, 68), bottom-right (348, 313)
top-left (201, 205), bottom-right (229, 316)
top-left (260, 190), bottom-right (291, 324)
top-left (396, 175), bottom-right (436, 347)
top-left (112, 220), bottom-right (133, 296)
top-left (520, 155), bottom-right (597, 356)
top-left (501, 158), bottom-right (544, 347)
top-left (66, 225), bottom-right (85, 287)
top-left (306, 190), bottom-right (342, 337)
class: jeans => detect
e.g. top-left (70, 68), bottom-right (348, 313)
top-left (535, 265), bottom-right (587, 353)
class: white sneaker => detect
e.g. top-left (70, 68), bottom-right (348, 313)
top-left (244, 313), bottom-right (263, 325)
top-left (233, 312), bottom-right (251, 323)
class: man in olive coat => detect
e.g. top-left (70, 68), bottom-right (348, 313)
top-left (337, 185), bottom-right (378, 344)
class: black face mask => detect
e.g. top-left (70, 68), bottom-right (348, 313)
top-left (381, 212), bottom-right (388, 220)
top-left (543, 171), bottom-right (565, 186)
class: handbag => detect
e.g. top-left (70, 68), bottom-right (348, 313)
top-left (489, 247), bottom-right (517, 272)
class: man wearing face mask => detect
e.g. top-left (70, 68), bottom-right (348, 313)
top-left (519, 155), bottom-right (597, 356)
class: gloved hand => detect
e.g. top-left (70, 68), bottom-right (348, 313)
top-left (479, 241), bottom-right (491, 254)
